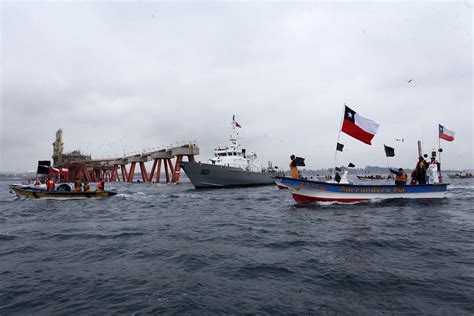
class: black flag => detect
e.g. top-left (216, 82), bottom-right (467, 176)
top-left (348, 162), bottom-right (355, 168)
top-left (384, 145), bottom-right (395, 157)
top-left (37, 160), bottom-right (51, 174)
top-left (336, 143), bottom-right (344, 152)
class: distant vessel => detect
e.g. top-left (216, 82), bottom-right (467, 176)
top-left (181, 117), bottom-right (283, 188)
top-left (447, 171), bottom-right (473, 179)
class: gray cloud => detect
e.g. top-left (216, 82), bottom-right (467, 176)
top-left (1, 2), bottom-right (472, 172)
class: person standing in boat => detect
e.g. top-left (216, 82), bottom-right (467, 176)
top-left (46, 177), bottom-right (55, 191)
top-left (97, 178), bottom-right (105, 191)
top-left (289, 155), bottom-right (299, 179)
top-left (415, 157), bottom-right (428, 184)
top-left (389, 168), bottom-right (407, 186)
top-left (427, 157), bottom-right (440, 184)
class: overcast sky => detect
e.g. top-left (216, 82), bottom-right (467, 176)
top-left (1, 1), bottom-right (472, 172)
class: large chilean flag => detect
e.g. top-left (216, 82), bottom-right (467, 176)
top-left (439, 124), bottom-right (455, 141)
top-left (341, 106), bottom-right (379, 145)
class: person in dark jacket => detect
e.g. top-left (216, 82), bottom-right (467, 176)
top-left (389, 168), bottom-right (407, 186)
top-left (415, 157), bottom-right (428, 184)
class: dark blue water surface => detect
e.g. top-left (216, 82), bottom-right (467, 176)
top-left (1, 178), bottom-right (473, 315)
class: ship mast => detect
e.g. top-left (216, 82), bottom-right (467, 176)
top-left (52, 129), bottom-right (64, 165)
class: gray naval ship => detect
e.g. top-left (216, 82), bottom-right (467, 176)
top-left (181, 116), bottom-right (283, 188)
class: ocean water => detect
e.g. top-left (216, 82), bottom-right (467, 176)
top-left (1, 178), bottom-right (473, 315)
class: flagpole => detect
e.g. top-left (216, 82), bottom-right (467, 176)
top-left (438, 126), bottom-right (442, 182)
top-left (333, 104), bottom-right (345, 175)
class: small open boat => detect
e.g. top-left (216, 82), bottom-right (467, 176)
top-left (356, 174), bottom-right (392, 180)
top-left (274, 176), bottom-right (448, 203)
top-left (447, 171), bottom-right (473, 179)
top-left (10, 185), bottom-right (117, 199)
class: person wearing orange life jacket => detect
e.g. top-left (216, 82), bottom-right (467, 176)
top-left (389, 168), bottom-right (407, 186)
top-left (97, 179), bottom-right (105, 191)
top-left (289, 155), bottom-right (299, 179)
top-left (46, 177), bottom-right (55, 191)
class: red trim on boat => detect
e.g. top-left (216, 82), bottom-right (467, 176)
top-left (292, 193), bottom-right (369, 203)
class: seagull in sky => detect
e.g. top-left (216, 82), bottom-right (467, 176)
top-left (408, 79), bottom-right (413, 83)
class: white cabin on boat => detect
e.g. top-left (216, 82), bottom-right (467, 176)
top-left (210, 118), bottom-right (265, 173)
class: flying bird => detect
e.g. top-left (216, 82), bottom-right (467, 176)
top-left (396, 138), bottom-right (405, 142)
top-left (408, 79), bottom-right (413, 83)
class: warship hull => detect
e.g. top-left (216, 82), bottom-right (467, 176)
top-left (181, 161), bottom-right (282, 188)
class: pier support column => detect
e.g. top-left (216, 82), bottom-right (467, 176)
top-left (120, 164), bottom-right (128, 182)
top-left (156, 160), bottom-right (162, 183)
top-left (128, 162), bottom-right (137, 182)
top-left (139, 162), bottom-right (149, 182)
top-left (172, 156), bottom-right (183, 183)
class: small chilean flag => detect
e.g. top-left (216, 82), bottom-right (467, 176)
top-left (439, 124), bottom-right (455, 142)
top-left (341, 106), bottom-right (379, 145)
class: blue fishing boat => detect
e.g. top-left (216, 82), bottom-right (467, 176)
top-left (274, 176), bottom-right (448, 203)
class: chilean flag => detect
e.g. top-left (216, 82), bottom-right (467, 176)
top-left (49, 166), bottom-right (69, 175)
top-left (341, 106), bottom-right (379, 145)
top-left (439, 124), bottom-right (455, 142)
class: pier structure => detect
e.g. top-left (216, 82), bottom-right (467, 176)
top-left (55, 144), bottom-right (199, 184)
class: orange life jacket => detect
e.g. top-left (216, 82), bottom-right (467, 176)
top-left (47, 180), bottom-right (55, 189)
top-left (289, 162), bottom-right (299, 179)
top-left (395, 172), bottom-right (407, 183)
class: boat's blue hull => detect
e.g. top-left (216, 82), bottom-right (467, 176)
top-left (275, 177), bottom-right (448, 202)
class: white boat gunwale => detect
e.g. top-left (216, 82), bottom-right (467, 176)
top-left (274, 176), bottom-right (449, 189)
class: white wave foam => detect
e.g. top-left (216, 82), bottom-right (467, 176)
top-left (447, 185), bottom-right (474, 190)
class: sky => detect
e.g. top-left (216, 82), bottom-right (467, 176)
top-left (1, 1), bottom-right (472, 172)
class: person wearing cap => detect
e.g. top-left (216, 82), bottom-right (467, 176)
top-left (389, 168), bottom-right (407, 186)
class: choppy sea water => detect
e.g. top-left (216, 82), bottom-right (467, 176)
top-left (0, 178), bottom-right (473, 315)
